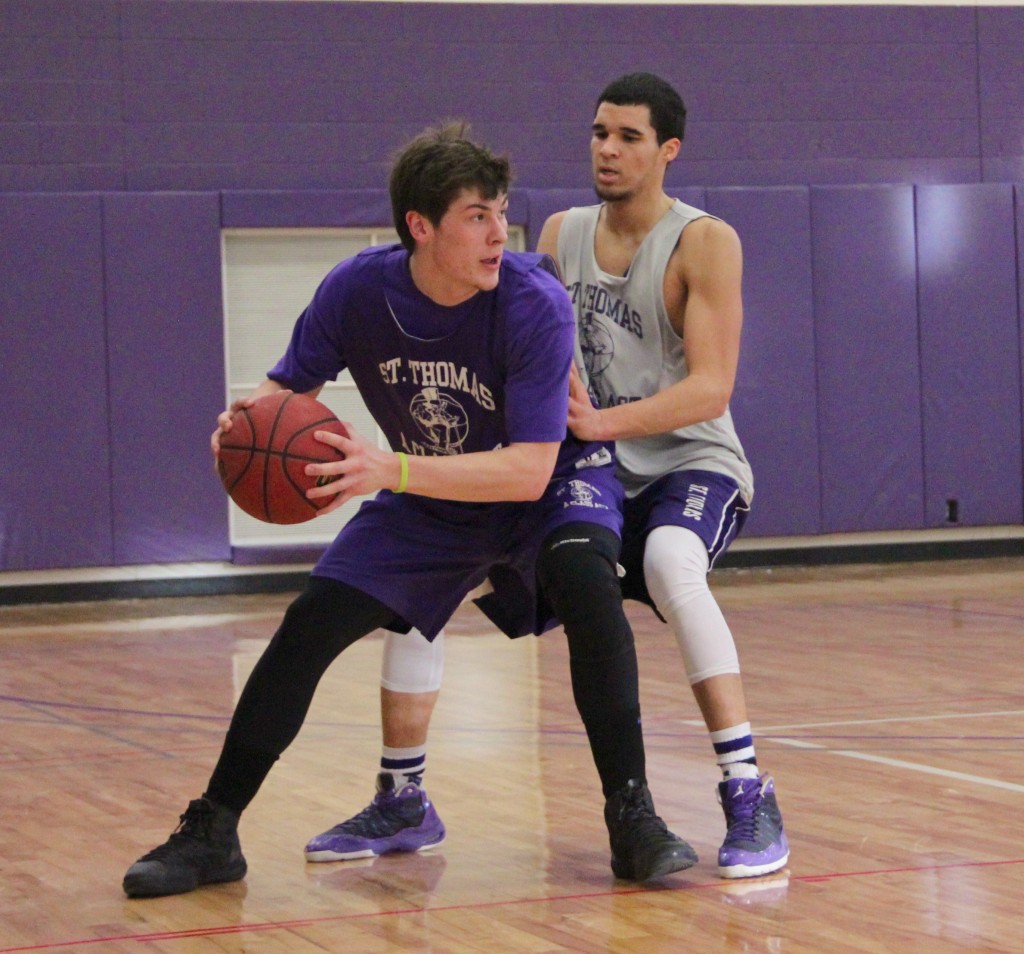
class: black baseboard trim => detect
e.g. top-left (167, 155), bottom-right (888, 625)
top-left (0, 571), bottom-right (310, 607)
top-left (2, 536), bottom-right (1021, 607)
top-left (718, 535), bottom-right (1024, 569)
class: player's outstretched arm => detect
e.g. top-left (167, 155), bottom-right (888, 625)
top-left (306, 434), bottom-right (559, 514)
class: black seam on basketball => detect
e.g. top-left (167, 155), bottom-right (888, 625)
top-left (263, 395), bottom-right (292, 522)
top-left (281, 417), bottom-right (345, 510)
top-left (219, 406), bottom-right (258, 498)
top-left (223, 447), bottom-right (333, 464)
top-left (283, 421), bottom-right (340, 510)
top-left (284, 420), bottom-right (345, 455)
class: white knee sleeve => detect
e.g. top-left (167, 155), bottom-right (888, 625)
top-left (642, 525), bottom-right (740, 684)
top-left (381, 628), bottom-right (445, 693)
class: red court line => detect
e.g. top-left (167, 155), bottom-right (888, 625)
top-left (3, 858), bottom-right (1022, 952)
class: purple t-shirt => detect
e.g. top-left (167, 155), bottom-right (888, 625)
top-left (266, 245), bottom-right (620, 639)
top-left (269, 245), bottom-right (575, 459)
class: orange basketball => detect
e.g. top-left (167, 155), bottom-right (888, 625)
top-left (217, 391), bottom-right (348, 524)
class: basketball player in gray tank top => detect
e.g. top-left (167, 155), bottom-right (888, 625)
top-left (538, 73), bottom-right (788, 880)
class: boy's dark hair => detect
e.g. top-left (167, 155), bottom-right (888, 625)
top-left (389, 122), bottom-right (512, 252)
top-left (596, 72), bottom-right (686, 145)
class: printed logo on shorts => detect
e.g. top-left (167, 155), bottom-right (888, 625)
top-left (683, 483), bottom-right (710, 521)
top-left (575, 446), bottom-right (613, 470)
top-left (561, 479), bottom-right (610, 511)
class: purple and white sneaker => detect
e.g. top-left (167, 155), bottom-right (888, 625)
top-left (305, 773), bottom-right (446, 862)
top-left (717, 774), bottom-right (789, 878)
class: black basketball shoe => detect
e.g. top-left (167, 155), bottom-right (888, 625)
top-left (123, 797), bottom-right (247, 898)
top-left (604, 778), bottom-right (698, 881)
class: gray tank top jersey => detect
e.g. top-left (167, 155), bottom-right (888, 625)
top-left (558, 200), bottom-right (754, 503)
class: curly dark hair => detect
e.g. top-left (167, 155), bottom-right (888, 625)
top-left (596, 73), bottom-right (686, 145)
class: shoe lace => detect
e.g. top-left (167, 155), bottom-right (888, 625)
top-left (723, 781), bottom-right (764, 842)
top-left (330, 796), bottom-right (409, 838)
top-left (139, 800), bottom-right (214, 862)
top-left (615, 784), bottom-right (669, 834)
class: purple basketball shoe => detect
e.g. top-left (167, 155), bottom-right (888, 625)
top-left (717, 774), bottom-right (789, 878)
top-left (305, 773), bottom-right (446, 862)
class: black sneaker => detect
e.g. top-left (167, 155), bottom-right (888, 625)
top-left (123, 797), bottom-right (247, 898)
top-left (604, 779), bottom-right (698, 881)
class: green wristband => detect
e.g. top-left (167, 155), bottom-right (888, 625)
top-left (396, 452), bottom-right (409, 493)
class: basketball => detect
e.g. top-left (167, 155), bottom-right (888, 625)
top-left (217, 391), bottom-right (348, 524)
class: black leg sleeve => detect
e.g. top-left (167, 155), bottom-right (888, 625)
top-left (536, 522), bottom-right (646, 798)
top-left (205, 576), bottom-right (396, 815)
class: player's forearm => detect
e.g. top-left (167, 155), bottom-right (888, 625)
top-left (246, 378), bottom-right (288, 401)
top-left (397, 442), bottom-right (559, 502)
top-left (594, 375), bottom-right (731, 441)
top-left (258, 377), bottom-right (327, 401)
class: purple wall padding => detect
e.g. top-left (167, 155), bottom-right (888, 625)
top-left (1018, 185), bottom-right (1024, 477)
top-left (916, 184), bottom-right (1023, 527)
top-left (0, 194), bottom-right (114, 569)
top-left (812, 185), bottom-right (924, 532)
top-left (706, 187), bottom-right (820, 537)
top-left (103, 192), bottom-right (231, 563)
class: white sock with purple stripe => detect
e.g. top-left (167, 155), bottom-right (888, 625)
top-left (381, 745), bottom-right (427, 790)
top-left (711, 723), bottom-right (760, 780)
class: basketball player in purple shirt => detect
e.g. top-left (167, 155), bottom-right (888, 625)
top-left (313, 75), bottom-right (787, 883)
top-left (122, 123), bottom-right (695, 899)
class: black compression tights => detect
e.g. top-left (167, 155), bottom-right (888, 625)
top-left (536, 523), bottom-right (646, 798)
top-left (206, 526), bottom-right (645, 814)
top-left (205, 577), bottom-right (395, 815)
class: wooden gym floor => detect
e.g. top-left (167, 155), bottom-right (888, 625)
top-left (1, 556), bottom-right (1022, 953)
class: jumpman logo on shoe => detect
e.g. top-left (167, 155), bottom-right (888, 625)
top-left (732, 782), bottom-right (745, 798)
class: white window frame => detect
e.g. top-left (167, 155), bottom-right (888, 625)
top-left (220, 226), bottom-right (525, 548)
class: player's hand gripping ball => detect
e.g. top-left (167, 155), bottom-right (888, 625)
top-left (217, 391), bottom-right (348, 524)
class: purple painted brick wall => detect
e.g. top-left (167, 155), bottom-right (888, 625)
top-left (2, 1), bottom-right (1019, 192)
top-left (979, 9), bottom-right (1024, 184)
top-left (1, 1), bottom-right (1022, 569)
top-left (0, 0), bottom-right (123, 191)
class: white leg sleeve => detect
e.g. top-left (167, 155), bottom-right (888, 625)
top-left (381, 628), bottom-right (445, 694)
top-left (642, 525), bottom-right (740, 685)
